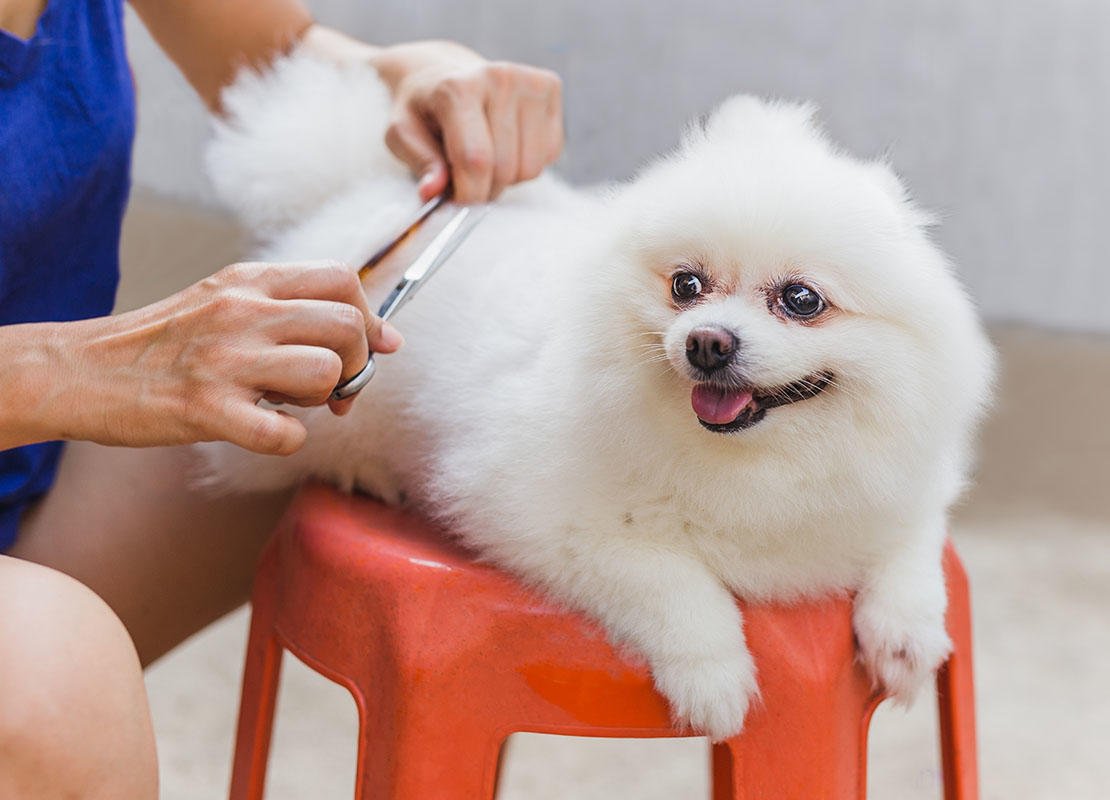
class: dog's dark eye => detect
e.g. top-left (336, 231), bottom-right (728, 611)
top-left (672, 272), bottom-right (703, 301)
top-left (780, 284), bottom-right (824, 318)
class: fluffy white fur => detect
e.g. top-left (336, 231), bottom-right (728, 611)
top-left (202, 55), bottom-right (994, 741)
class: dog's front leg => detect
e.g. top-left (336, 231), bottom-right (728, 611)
top-left (853, 522), bottom-right (951, 703)
top-left (519, 538), bottom-right (757, 741)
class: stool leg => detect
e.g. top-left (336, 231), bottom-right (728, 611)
top-left (710, 742), bottom-right (742, 800)
top-left (937, 557), bottom-right (979, 800)
top-left (353, 690), bottom-right (503, 800)
top-left (709, 694), bottom-right (877, 800)
top-left (229, 554), bottom-right (284, 800)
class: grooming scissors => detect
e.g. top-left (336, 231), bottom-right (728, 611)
top-left (330, 194), bottom-right (489, 401)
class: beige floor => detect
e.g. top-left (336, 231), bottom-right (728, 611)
top-left (121, 191), bottom-right (1110, 799)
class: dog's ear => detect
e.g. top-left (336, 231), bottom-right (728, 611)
top-left (865, 159), bottom-right (940, 229)
top-left (689, 95), bottom-right (822, 150)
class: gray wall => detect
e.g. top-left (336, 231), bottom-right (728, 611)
top-left (126, 1), bottom-right (1110, 333)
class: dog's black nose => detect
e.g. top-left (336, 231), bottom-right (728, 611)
top-left (686, 326), bottom-right (738, 372)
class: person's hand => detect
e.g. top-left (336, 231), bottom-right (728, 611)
top-left (36, 261), bottom-right (400, 455)
top-left (371, 41), bottom-right (564, 204)
top-left (299, 29), bottom-right (564, 203)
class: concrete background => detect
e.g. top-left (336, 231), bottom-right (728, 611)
top-left (125, 0), bottom-right (1110, 333)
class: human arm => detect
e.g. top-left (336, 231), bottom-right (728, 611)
top-left (128, 0), bottom-right (564, 202)
top-left (126, 0), bottom-right (313, 111)
top-left (0, 261), bottom-right (401, 454)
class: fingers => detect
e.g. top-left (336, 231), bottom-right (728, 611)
top-left (418, 164), bottom-right (449, 201)
top-left (261, 297), bottom-right (403, 417)
top-left (513, 65), bottom-right (564, 182)
top-left (253, 258), bottom-right (403, 355)
top-left (112, 259), bottom-right (407, 453)
top-left (220, 402), bottom-right (308, 456)
top-left (264, 260), bottom-right (371, 320)
top-left (264, 300), bottom-right (370, 384)
top-left (486, 68), bottom-right (521, 199)
top-left (252, 345), bottom-right (344, 407)
top-left (222, 260), bottom-right (404, 418)
top-left (434, 83), bottom-right (496, 203)
top-left (384, 51), bottom-right (565, 203)
top-left (517, 96), bottom-right (551, 183)
top-left (385, 110), bottom-right (449, 199)
top-left (540, 71), bottom-right (565, 168)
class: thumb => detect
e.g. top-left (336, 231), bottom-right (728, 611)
top-left (366, 314), bottom-right (405, 354)
top-left (385, 112), bottom-right (449, 200)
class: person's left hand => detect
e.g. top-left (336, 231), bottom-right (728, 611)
top-left (300, 28), bottom-right (563, 204)
top-left (370, 40), bottom-right (564, 203)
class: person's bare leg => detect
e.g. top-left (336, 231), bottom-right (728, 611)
top-left (9, 441), bottom-right (294, 665)
top-left (0, 555), bottom-right (158, 799)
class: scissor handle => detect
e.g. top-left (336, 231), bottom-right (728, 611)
top-left (328, 274), bottom-right (414, 400)
top-left (331, 200), bottom-right (487, 402)
top-left (330, 355), bottom-right (377, 401)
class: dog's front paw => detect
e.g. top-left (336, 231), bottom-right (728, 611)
top-left (652, 650), bottom-right (759, 742)
top-left (853, 598), bottom-right (950, 704)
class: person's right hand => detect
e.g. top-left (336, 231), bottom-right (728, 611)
top-left (37, 261), bottom-right (401, 455)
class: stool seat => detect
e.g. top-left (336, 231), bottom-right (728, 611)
top-left (230, 483), bottom-right (978, 799)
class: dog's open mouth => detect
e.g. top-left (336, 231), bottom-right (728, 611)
top-left (691, 371), bottom-right (834, 433)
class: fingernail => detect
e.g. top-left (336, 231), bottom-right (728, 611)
top-left (380, 321), bottom-right (405, 349)
top-left (418, 165), bottom-right (448, 199)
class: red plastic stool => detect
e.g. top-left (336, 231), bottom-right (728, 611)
top-left (229, 483), bottom-right (978, 799)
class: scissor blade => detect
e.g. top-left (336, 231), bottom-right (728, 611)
top-left (358, 193), bottom-right (447, 280)
top-left (401, 204), bottom-right (488, 284)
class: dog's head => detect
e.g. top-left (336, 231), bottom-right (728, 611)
top-left (595, 97), bottom-right (993, 475)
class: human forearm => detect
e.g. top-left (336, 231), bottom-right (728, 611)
top-left (295, 24), bottom-right (381, 66)
top-left (0, 322), bottom-right (68, 450)
top-left (0, 315), bottom-right (191, 451)
top-left (129, 0), bottom-right (314, 110)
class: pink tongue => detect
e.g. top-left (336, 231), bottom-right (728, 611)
top-left (691, 384), bottom-right (754, 425)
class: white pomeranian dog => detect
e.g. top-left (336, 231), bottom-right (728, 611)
top-left (202, 55), bottom-right (994, 741)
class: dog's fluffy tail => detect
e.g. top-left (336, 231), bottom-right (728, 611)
top-left (207, 54), bottom-right (405, 234)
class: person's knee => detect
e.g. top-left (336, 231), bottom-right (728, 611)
top-left (0, 557), bottom-right (158, 799)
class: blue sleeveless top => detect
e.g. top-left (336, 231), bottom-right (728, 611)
top-left (0, 0), bottom-right (134, 550)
